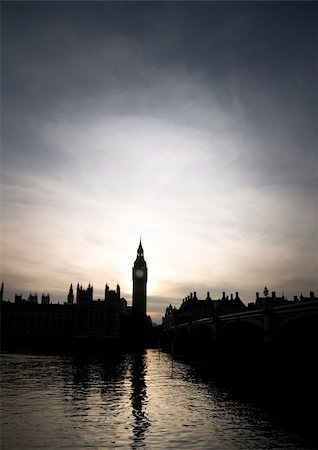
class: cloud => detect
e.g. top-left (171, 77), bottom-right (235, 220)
top-left (1, 2), bottom-right (317, 319)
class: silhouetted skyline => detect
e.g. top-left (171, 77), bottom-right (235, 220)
top-left (1, 2), bottom-right (317, 323)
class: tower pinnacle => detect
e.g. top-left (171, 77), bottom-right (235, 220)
top-left (137, 238), bottom-right (144, 257)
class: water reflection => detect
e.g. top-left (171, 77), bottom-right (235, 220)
top-left (69, 356), bottom-right (91, 406)
top-left (61, 352), bottom-right (151, 448)
top-left (130, 352), bottom-right (150, 448)
top-left (1, 350), bottom-right (312, 449)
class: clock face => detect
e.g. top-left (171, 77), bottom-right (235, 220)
top-left (135, 269), bottom-right (144, 279)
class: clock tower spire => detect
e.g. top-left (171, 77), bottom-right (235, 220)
top-left (132, 238), bottom-right (147, 317)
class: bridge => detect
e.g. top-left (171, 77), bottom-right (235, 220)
top-left (162, 298), bottom-right (318, 358)
top-left (161, 294), bottom-right (318, 446)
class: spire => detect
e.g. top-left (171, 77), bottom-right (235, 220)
top-left (137, 238), bottom-right (144, 257)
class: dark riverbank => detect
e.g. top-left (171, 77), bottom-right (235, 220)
top-left (169, 346), bottom-right (317, 449)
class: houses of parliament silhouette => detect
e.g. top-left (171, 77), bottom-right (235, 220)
top-left (1, 240), bottom-right (152, 348)
top-left (2, 238), bottom-right (318, 350)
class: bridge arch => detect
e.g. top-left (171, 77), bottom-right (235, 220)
top-left (270, 311), bottom-right (318, 383)
top-left (174, 325), bottom-right (191, 354)
top-left (273, 311), bottom-right (317, 343)
top-left (191, 324), bottom-right (215, 356)
top-left (273, 313), bottom-right (317, 349)
top-left (220, 319), bottom-right (264, 347)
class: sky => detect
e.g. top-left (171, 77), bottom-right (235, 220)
top-left (1, 1), bottom-right (317, 323)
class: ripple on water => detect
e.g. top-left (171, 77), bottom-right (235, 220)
top-left (0, 350), bottom-right (311, 449)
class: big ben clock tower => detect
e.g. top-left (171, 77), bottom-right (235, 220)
top-left (132, 239), bottom-right (147, 317)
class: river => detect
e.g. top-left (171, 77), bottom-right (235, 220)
top-left (0, 349), bottom-right (313, 449)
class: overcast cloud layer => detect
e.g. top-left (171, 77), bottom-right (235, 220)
top-left (1, 2), bottom-right (317, 322)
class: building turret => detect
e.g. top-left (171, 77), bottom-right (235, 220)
top-left (67, 284), bottom-right (74, 305)
top-left (77, 284), bottom-right (93, 306)
top-left (28, 293), bottom-right (38, 304)
top-left (41, 294), bottom-right (50, 305)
